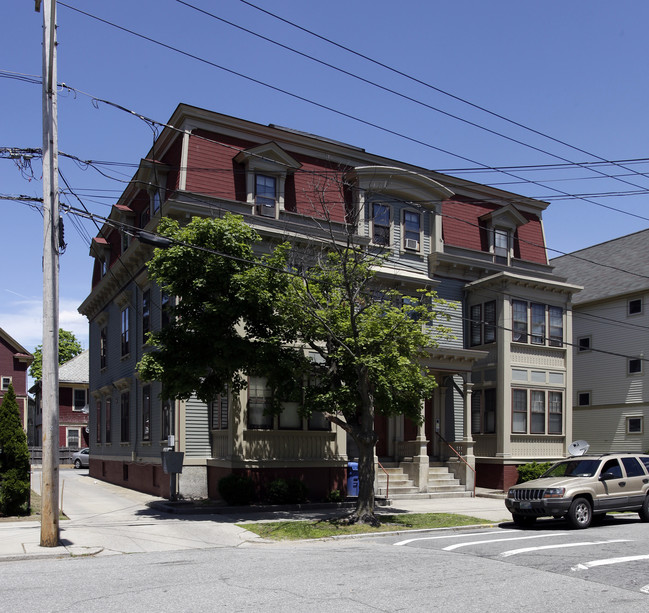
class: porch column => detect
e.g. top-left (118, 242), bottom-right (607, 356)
top-left (412, 399), bottom-right (430, 492)
top-left (462, 381), bottom-right (476, 494)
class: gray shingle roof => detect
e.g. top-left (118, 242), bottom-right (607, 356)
top-left (58, 350), bottom-right (89, 384)
top-left (550, 228), bottom-right (649, 305)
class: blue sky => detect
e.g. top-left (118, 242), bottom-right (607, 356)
top-left (2, 1), bottom-right (649, 354)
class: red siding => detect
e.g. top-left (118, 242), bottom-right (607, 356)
top-left (442, 199), bottom-right (547, 265)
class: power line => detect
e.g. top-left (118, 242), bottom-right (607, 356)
top-left (55, 2), bottom-right (649, 224)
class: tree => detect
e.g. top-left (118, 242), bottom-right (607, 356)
top-left (138, 212), bottom-right (451, 524)
top-left (29, 329), bottom-right (83, 381)
top-left (0, 384), bottom-right (31, 516)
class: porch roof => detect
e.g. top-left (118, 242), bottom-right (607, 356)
top-left (421, 346), bottom-right (487, 373)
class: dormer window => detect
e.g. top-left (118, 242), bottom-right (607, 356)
top-left (403, 210), bottom-right (421, 252)
top-left (234, 143), bottom-right (301, 220)
top-left (255, 174), bottom-right (277, 217)
top-left (479, 204), bottom-right (527, 266)
top-left (494, 228), bottom-right (510, 264)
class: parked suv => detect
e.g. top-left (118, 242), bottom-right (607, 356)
top-left (505, 453), bottom-right (649, 529)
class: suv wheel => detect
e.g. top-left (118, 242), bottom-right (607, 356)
top-left (639, 495), bottom-right (649, 522)
top-left (568, 497), bottom-right (592, 529)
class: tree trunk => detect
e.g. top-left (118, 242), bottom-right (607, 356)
top-left (353, 436), bottom-right (378, 525)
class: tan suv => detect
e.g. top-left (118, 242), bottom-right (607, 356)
top-left (505, 453), bottom-right (649, 529)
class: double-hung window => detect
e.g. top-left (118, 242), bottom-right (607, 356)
top-left (142, 289), bottom-right (150, 343)
top-left (105, 398), bottom-right (112, 444)
top-left (121, 307), bottom-right (130, 356)
top-left (247, 377), bottom-right (273, 429)
top-left (96, 400), bottom-right (102, 443)
top-left (494, 228), bottom-right (510, 264)
top-left (73, 389), bottom-right (87, 412)
top-left (403, 210), bottom-right (420, 251)
top-left (255, 174), bottom-right (277, 217)
top-left (210, 386), bottom-right (229, 430)
top-left (512, 389), bottom-right (527, 433)
top-left (530, 390), bottom-right (546, 433)
top-left (100, 327), bottom-right (107, 369)
top-left (142, 385), bottom-right (151, 442)
top-left (512, 300), bottom-right (528, 343)
top-left (372, 203), bottom-right (390, 246)
top-left (548, 392), bottom-right (563, 434)
top-left (120, 392), bottom-right (130, 443)
top-left (531, 303), bottom-right (545, 345)
top-left (471, 301), bottom-right (496, 346)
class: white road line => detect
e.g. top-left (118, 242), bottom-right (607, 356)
top-left (572, 554), bottom-right (649, 571)
top-left (500, 539), bottom-right (630, 558)
top-left (443, 533), bottom-right (561, 551)
top-left (394, 530), bottom-right (506, 547)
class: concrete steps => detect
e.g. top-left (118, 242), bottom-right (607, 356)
top-left (376, 461), bottom-right (471, 500)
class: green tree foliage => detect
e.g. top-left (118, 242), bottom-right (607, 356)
top-left (137, 213), bottom-right (452, 524)
top-left (0, 384), bottom-right (31, 515)
top-left (29, 329), bottom-right (83, 381)
top-left (137, 214), bottom-right (304, 401)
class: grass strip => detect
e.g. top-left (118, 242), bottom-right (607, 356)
top-left (238, 513), bottom-right (491, 540)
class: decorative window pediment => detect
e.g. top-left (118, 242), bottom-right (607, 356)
top-left (479, 205), bottom-right (527, 265)
top-left (234, 142), bottom-right (301, 218)
top-left (479, 204), bottom-right (527, 231)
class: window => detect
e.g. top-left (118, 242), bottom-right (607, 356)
top-left (255, 174), bottom-right (277, 217)
top-left (120, 392), bottom-right (130, 443)
top-left (210, 386), bottom-right (229, 430)
top-left (142, 289), bottom-right (150, 342)
top-left (105, 398), bottom-right (112, 444)
top-left (100, 258), bottom-right (108, 278)
top-left (512, 300), bottom-right (563, 347)
top-left (100, 327), bottom-right (107, 369)
top-left (1, 376), bottom-right (11, 391)
top-left (308, 411), bottom-right (330, 431)
top-left (548, 306), bottom-right (563, 347)
top-left (484, 389), bottom-right (496, 434)
top-left (121, 307), bottom-right (130, 356)
top-left (372, 203), bottom-right (390, 246)
top-left (629, 358), bottom-right (643, 375)
top-left (622, 456), bottom-right (645, 476)
top-left (67, 428), bottom-right (80, 449)
top-left (96, 400), bottom-right (102, 443)
top-left (512, 300), bottom-right (528, 343)
top-left (512, 389), bottom-right (527, 433)
top-left (247, 377), bottom-right (273, 429)
top-left (152, 189), bottom-right (162, 214)
top-left (494, 228), bottom-right (510, 264)
top-left (578, 336), bottom-right (591, 352)
top-left (548, 392), bottom-right (563, 434)
top-left (531, 303), bottom-right (545, 345)
top-left (628, 298), bottom-right (643, 315)
top-left (73, 389), bottom-right (87, 412)
top-left (142, 385), bottom-right (151, 442)
top-left (530, 390), bottom-right (546, 433)
top-left (577, 391), bottom-right (591, 406)
top-left (627, 417), bottom-right (643, 434)
top-left (403, 210), bottom-right (420, 251)
top-left (121, 231), bottom-right (130, 254)
top-left (470, 304), bottom-right (482, 347)
top-left (162, 399), bottom-right (174, 441)
top-left (140, 206), bottom-right (150, 228)
top-left (470, 301), bottom-right (496, 346)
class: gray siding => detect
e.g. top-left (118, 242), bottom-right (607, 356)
top-left (435, 278), bottom-right (465, 349)
top-left (184, 394), bottom-right (211, 458)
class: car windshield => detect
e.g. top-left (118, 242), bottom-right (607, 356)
top-left (541, 459), bottom-right (601, 478)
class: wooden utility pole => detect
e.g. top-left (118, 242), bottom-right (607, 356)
top-left (38, 0), bottom-right (60, 547)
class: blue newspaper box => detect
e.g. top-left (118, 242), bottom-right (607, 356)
top-left (347, 461), bottom-right (359, 496)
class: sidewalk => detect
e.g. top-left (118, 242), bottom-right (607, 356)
top-left (0, 473), bottom-right (510, 562)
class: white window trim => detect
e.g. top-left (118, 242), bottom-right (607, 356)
top-left (370, 202), bottom-right (391, 247)
top-left (1, 376), bottom-right (12, 391)
top-left (627, 416), bottom-right (644, 434)
top-left (577, 391), bottom-right (591, 406)
top-left (628, 297), bottom-right (643, 316)
top-left (402, 209), bottom-right (422, 252)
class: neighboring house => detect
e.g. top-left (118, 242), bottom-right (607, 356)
top-left (78, 104), bottom-right (580, 499)
top-left (0, 327), bottom-right (33, 432)
top-left (30, 350), bottom-right (90, 449)
top-left (551, 229), bottom-right (649, 453)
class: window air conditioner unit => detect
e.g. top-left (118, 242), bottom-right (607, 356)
top-left (255, 197), bottom-right (276, 218)
top-left (404, 238), bottom-right (419, 250)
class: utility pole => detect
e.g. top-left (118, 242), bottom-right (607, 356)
top-left (37, 0), bottom-right (60, 547)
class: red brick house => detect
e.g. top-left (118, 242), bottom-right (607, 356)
top-left (0, 327), bottom-right (33, 431)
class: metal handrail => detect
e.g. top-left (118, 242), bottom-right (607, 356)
top-left (436, 432), bottom-right (476, 497)
top-left (377, 459), bottom-right (389, 499)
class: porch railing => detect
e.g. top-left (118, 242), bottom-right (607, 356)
top-left (376, 459), bottom-right (389, 499)
top-left (435, 433), bottom-right (476, 497)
